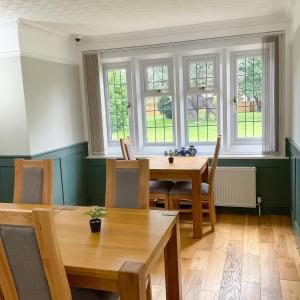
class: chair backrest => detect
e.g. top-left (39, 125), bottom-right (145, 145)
top-left (105, 159), bottom-right (149, 209)
top-left (209, 135), bottom-right (221, 188)
top-left (0, 208), bottom-right (71, 300)
top-left (13, 159), bottom-right (53, 205)
top-left (120, 137), bottom-right (136, 160)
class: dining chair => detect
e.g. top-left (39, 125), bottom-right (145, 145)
top-left (105, 159), bottom-right (150, 209)
top-left (105, 159), bottom-right (152, 299)
top-left (0, 208), bottom-right (118, 300)
top-left (119, 138), bottom-right (173, 210)
top-left (168, 135), bottom-right (221, 232)
top-left (13, 159), bottom-right (54, 205)
top-left (120, 137), bottom-right (136, 160)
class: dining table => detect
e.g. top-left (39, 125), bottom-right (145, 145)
top-left (149, 156), bottom-right (209, 239)
top-left (0, 203), bottom-right (182, 300)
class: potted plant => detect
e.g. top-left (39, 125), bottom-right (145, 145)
top-left (84, 206), bottom-right (107, 233)
top-left (168, 150), bottom-right (176, 163)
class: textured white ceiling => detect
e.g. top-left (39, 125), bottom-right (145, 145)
top-left (0, 0), bottom-right (290, 37)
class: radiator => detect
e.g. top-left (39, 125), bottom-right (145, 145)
top-left (214, 167), bottom-right (256, 208)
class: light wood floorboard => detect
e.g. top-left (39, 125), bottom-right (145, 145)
top-left (151, 213), bottom-right (300, 300)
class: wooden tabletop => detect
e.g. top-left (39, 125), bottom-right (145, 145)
top-left (55, 207), bottom-right (177, 280)
top-left (149, 156), bottom-right (208, 172)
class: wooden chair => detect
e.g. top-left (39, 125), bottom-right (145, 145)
top-left (13, 159), bottom-right (54, 205)
top-left (0, 208), bottom-right (118, 300)
top-left (168, 136), bottom-right (221, 232)
top-left (119, 138), bottom-right (172, 210)
top-left (105, 159), bottom-right (149, 209)
top-left (120, 137), bottom-right (136, 160)
top-left (105, 159), bottom-right (152, 299)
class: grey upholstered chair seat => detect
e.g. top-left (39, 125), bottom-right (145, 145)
top-left (169, 181), bottom-right (209, 195)
top-left (71, 287), bottom-right (119, 300)
top-left (150, 180), bottom-right (174, 193)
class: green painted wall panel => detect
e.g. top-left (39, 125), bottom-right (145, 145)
top-left (0, 143), bottom-right (88, 206)
top-left (286, 138), bottom-right (300, 235)
top-left (0, 165), bottom-right (14, 203)
top-left (60, 152), bottom-right (87, 206)
top-left (87, 159), bottom-right (106, 206)
top-left (86, 157), bottom-right (290, 214)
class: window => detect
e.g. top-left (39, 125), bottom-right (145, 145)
top-left (99, 41), bottom-right (273, 155)
top-left (103, 64), bottom-right (131, 143)
top-left (232, 52), bottom-right (262, 143)
top-left (184, 56), bottom-right (219, 143)
top-left (141, 60), bottom-right (175, 144)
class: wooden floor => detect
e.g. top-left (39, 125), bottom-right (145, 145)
top-left (151, 214), bottom-right (300, 300)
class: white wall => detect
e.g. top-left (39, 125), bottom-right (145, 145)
top-left (21, 56), bottom-right (84, 154)
top-left (289, 1), bottom-right (300, 147)
top-left (290, 26), bottom-right (300, 146)
top-left (0, 56), bottom-right (31, 155)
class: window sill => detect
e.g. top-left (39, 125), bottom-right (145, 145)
top-left (86, 153), bottom-right (286, 160)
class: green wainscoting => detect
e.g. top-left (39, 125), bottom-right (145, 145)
top-left (0, 142), bottom-right (88, 205)
top-left (86, 156), bottom-right (291, 214)
top-left (0, 142), bottom-right (295, 218)
top-left (286, 138), bottom-right (300, 235)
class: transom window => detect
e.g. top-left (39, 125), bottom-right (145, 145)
top-left (232, 53), bottom-right (262, 141)
top-left (146, 64), bottom-right (169, 91)
top-left (184, 56), bottom-right (219, 143)
top-left (141, 60), bottom-right (174, 144)
top-left (103, 65), bottom-right (130, 142)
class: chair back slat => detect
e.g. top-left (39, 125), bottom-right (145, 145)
top-left (209, 135), bottom-right (221, 188)
top-left (105, 159), bottom-right (149, 209)
top-left (13, 159), bottom-right (53, 205)
top-left (0, 209), bottom-right (72, 300)
top-left (120, 137), bottom-right (136, 160)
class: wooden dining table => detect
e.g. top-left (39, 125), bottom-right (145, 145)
top-left (0, 203), bottom-right (182, 300)
top-left (149, 156), bottom-right (209, 239)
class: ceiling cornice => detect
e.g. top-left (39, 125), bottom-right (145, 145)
top-left (81, 14), bottom-right (288, 51)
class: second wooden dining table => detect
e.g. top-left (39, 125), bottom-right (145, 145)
top-left (149, 156), bottom-right (209, 239)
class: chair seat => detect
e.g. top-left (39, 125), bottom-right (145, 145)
top-left (169, 181), bottom-right (209, 196)
top-left (71, 287), bottom-right (119, 300)
top-left (150, 180), bottom-right (174, 194)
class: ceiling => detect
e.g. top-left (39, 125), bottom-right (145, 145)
top-left (0, 0), bottom-right (291, 37)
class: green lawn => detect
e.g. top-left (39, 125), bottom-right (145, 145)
top-left (111, 111), bottom-right (262, 141)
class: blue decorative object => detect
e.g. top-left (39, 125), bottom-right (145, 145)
top-left (187, 145), bottom-right (197, 156)
top-left (164, 150), bottom-right (168, 156)
top-left (179, 147), bottom-right (187, 156)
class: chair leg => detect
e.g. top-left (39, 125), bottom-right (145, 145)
top-left (146, 276), bottom-right (152, 300)
top-left (165, 196), bottom-right (169, 210)
top-left (168, 197), bottom-right (174, 210)
top-left (211, 192), bottom-right (217, 224)
top-left (207, 194), bottom-right (215, 232)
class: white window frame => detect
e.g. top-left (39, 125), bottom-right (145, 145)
top-left (103, 62), bottom-right (134, 146)
top-left (230, 50), bottom-right (263, 146)
top-left (183, 54), bottom-right (220, 146)
top-left (139, 58), bottom-right (176, 146)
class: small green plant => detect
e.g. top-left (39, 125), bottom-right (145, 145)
top-left (84, 206), bottom-right (107, 220)
top-left (168, 150), bottom-right (176, 157)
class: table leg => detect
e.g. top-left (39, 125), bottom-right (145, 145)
top-left (119, 261), bottom-right (147, 300)
top-left (164, 220), bottom-right (182, 300)
top-left (192, 171), bottom-right (202, 239)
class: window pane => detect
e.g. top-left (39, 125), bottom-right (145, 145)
top-left (235, 55), bottom-right (262, 138)
top-left (187, 93), bottom-right (218, 142)
top-left (189, 59), bottom-right (215, 88)
top-left (146, 64), bottom-right (169, 91)
top-left (106, 68), bottom-right (130, 141)
top-left (145, 96), bottom-right (174, 143)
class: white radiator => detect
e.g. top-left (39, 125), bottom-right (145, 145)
top-left (214, 167), bottom-right (256, 208)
